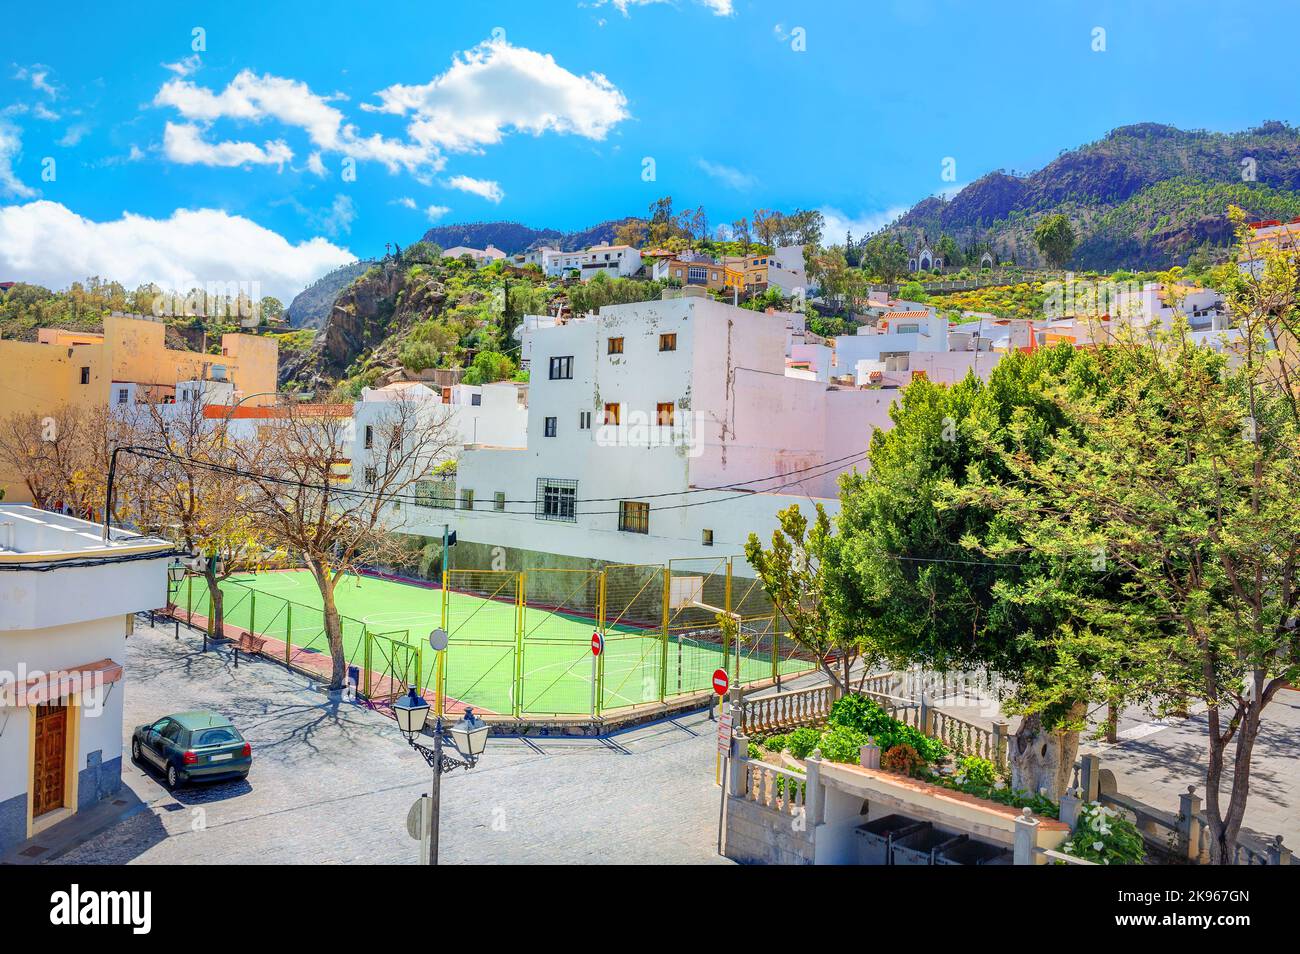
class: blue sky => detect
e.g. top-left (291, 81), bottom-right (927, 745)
top-left (0, 0), bottom-right (1295, 299)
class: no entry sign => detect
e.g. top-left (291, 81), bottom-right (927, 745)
top-left (591, 631), bottom-right (603, 656)
top-left (711, 668), bottom-right (729, 695)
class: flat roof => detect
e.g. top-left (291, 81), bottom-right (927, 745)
top-left (0, 504), bottom-right (173, 561)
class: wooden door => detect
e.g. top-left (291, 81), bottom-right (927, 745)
top-left (33, 701), bottom-right (68, 817)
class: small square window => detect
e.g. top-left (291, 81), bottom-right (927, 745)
top-left (659, 333), bottom-right (677, 352)
top-left (603, 403), bottom-right (620, 426)
top-left (544, 416), bottom-right (558, 437)
top-left (494, 491), bottom-right (506, 512)
top-left (656, 402), bottom-right (675, 426)
top-left (364, 425), bottom-right (374, 449)
top-left (702, 529), bottom-right (714, 547)
top-left (619, 501), bottom-right (649, 534)
top-left (548, 355), bottom-right (573, 380)
top-left (79, 366), bottom-right (90, 385)
top-left (607, 337), bottom-right (624, 355)
top-left (364, 466), bottom-right (377, 487)
top-left (117, 388), bottom-right (129, 406)
top-left (471, 393), bottom-right (482, 406)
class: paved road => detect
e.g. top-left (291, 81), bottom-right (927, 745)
top-left (57, 621), bottom-right (731, 865)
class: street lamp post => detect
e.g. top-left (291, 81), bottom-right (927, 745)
top-left (392, 688), bottom-right (489, 865)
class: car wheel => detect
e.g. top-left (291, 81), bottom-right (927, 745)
top-left (165, 764), bottom-right (181, 789)
top-left (131, 739), bottom-right (142, 763)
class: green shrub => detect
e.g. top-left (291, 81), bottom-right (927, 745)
top-left (828, 694), bottom-right (894, 736)
top-left (817, 725), bottom-right (869, 763)
top-left (762, 733), bottom-right (788, 753)
top-left (956, 755), bottom-right (998, 788)
top-left (785, 727), bottom-right (821, 759)
top-left (747, 741), bottom-right (763, 761)
top-left (1060, 803), bottom-right (1145, 865)
top-left (827, 694), bottom-right (949, 764)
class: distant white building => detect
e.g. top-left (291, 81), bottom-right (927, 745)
top-left (546, 243), bottom-right (643, 280)
top-left (441, 244), bottom-right (507, 265)
top-left (0, 506), bottom-right (172, 853)
top-left (402, 293), bottom-right (897, 568)
top-left (350, 380), bottom-right (528, 513)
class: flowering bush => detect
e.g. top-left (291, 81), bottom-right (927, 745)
top-left (881, 743), bottom-right (925, 777)
top-left (1060, 802), bottom-right (1145, 865)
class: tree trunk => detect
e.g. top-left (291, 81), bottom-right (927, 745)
top-left (1010, 702), bottom-right (1085, 800)
top-left (1204, 701), bottom-right (1262, 865)
top-left (204, 567), bottom-right (224, 639)
top-left (314, 569), bottom-right (347, 691)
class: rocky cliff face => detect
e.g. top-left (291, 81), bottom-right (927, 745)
top-left (279, 260), bottom-right (448, 392)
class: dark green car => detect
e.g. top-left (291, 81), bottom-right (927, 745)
top-left (131, 711), bottom-right (252, 789)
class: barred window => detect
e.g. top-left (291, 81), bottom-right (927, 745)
top-left (619, 501), bottom-right (649, 534)
top-left (659, 333), bottom-right (677, 352)
top-left (536, 478), bottom-right (577, 522)
top-left (656, 402), bottom-right (675, 426)
top-left (460, 489), bottom-right (474, 510)
top-left (414, 478), bottom-right (455, 509)
top-left (607, 337), bottom-right (624, 355)
top-left (494, 491), bottom-right (506, 512)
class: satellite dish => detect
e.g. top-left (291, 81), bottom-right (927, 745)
top-left (511, 323), bottom-right (524, 342)
top-left (429, 628), bottom-right (449, 652)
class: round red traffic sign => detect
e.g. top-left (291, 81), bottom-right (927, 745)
top-left (591, 632), bottom-right (603, 656)
top-left (712, 668), bottom-right (729, 695)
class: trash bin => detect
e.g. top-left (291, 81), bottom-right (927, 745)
top-left (892, 828), bottom-right (967, 866)
top-left (935, 838), bottom-right (1014, 866)
top-left (855, 815), bottom-right (929, 865)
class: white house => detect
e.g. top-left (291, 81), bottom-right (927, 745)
top-left (545, 243), bottom-right (643, 279)
top-left (401, 293), bottom-right (897, 569)
top-left (441, 244), bottom-right (507, 266)
top-left (0, 506), bottom-right (172, 852)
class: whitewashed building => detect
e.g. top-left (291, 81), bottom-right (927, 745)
top-left (545, 243), bottom-right (643, 279)
top-left (0, 507), bottom-right (172, 852)
top-left (400, 292), bottom-right (897, 568)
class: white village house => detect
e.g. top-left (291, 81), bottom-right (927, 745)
top-left (394, 290), bottom-right (898, 570)
top-left (0, 507), bottom-right (172, 852)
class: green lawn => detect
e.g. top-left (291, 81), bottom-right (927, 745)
top-left (176, 569), bottom-right (810, 716)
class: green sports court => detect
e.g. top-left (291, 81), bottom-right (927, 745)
top-left (172, 566), bottom-right (814, 719)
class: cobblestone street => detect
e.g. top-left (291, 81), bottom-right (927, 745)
top-left (56, 622), bottom-right (731, 865)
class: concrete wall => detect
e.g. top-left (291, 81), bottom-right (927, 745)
top-left (724, 795), bottom-right (816, 865)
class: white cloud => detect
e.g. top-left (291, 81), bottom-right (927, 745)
top-left (366, 38), bottom-right (629, 153)
top-left (305, 151), bottom-right (327, 177)
top-left (819, 205), bottom-right (911, 239)
top-left (443, 174), bottom-right (504, 203)
top-left (14, 65), bottom-right (58, 98)
top-left (58, 123), bottom-right (90, 147)
top-left (391, 197), bottom-right (418, 210)
top-left (318, 194), bottom-right (356, 237)
top-left (162, 121), bottom-right (293, 168)
top-left (162, 55), bottom-right (202, 77)
top-left (697, 158), bottom-right (756, 190)
top-left (155, 70), bottom-right (436, 175)
top-left (425, 205), bottom-right (451, 222)
top-left (0, 201), bottom-right (354, 301)
top-left (0, 123), bottom-right (37, 199)
top-left (592, 0), bottom-right (733, 16)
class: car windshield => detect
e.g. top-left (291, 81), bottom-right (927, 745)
top-left (194, 726), bottom-right (241, 746)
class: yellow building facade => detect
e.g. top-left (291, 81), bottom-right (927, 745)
top-left (0, 313), bottom-right (278, 502)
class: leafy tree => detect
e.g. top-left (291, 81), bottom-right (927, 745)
top-left (861, 235), bottom-right (910, 284)
top-left (462, 350), bottom-right (516, 385)
top-left (258, 296), bottom-right (284, 324)
top-left (966, 226), bottom-right (1300, 862)
top-left (1034, 214), bottom-right (1077, 268)
top-left (743, 504), bottom-right (885, 695)
top-left (832, 346), bottom-right (1144, 797)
